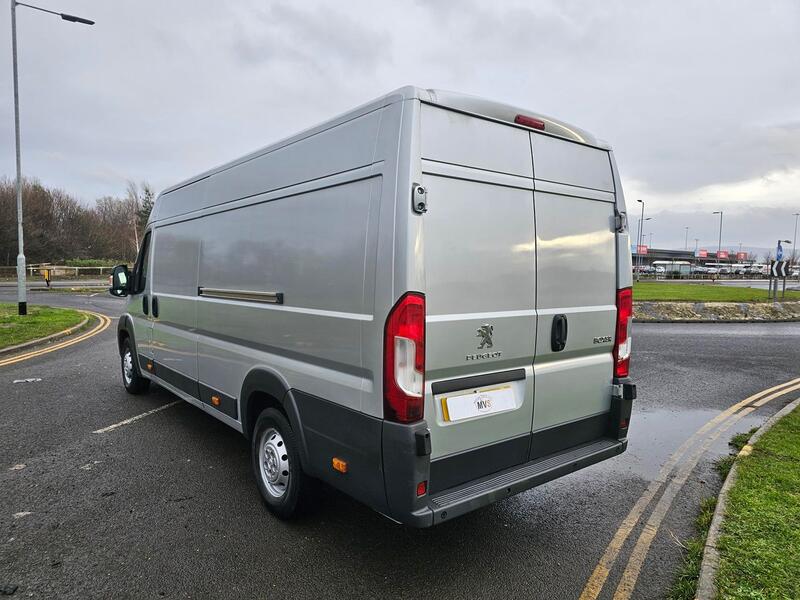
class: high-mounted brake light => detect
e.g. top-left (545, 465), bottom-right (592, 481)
top-left (514, 114), bottom-right (545, 130)
top-left (613, 287), bottom-right (633, 378)
top-left (384, 292), bottom-right (425, 423)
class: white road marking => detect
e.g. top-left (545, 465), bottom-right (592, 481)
top-left (92, 401), bottom-right (180, 434)
top-left (13, 512), bottom-right (32, 519)
top-left (9, 464), bottom-right (26, 471)
top-left (13, 378), bottom-right (42, 384)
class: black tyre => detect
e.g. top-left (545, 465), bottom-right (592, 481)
top-left (251, 407), bottom-right (309, 519)
top-left (121, 337), bottom-right (150, 395)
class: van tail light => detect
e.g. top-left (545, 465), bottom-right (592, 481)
top-left (514, 114), bottom-right (545, 130)
top-left (613, 287), bottom-right (633, 378)
top-left (384, 292), bottom-right (425, 423)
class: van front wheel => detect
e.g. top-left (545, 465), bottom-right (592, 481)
top-left (251, 408), bottom-right (308, 519)
top-left (121, 338), bottom-right (149, 395)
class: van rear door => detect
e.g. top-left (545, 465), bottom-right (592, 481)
top-left (419, 105), bottom-right (538, 492)
top-left (529, 133), bottom-right (617, 457)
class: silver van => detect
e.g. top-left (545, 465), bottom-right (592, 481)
top-left (110, 87), bottom-right (636, 527)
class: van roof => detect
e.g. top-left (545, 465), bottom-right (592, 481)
top-left (161, 85), bottom-right (606, 196)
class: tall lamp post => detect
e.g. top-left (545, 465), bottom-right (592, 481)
top-left (684, 226), bottom-right (689, 250)
top-left (792, 212), bottom-right (799, 265)
top-left (10, 0), bottom-right (94, 315)
top-left (712, 211), bottom-right (723, 262)
top-left (635, 199), bottom-right (645, 281)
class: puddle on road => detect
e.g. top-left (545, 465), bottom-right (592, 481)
top-left (610, 407), bottom-right (764, 481)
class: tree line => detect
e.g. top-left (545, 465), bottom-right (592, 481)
top-left (0, 177), bottom-right (153, 266)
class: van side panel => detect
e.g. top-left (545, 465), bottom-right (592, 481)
top-left (195, 177), bottom-right (378, 413)
top-left (155, 110), bottom-right (383, 222)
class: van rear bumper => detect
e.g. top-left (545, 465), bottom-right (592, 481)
top-left (400, 437), bottom-right (626, 528)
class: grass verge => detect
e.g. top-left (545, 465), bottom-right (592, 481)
top-left (716, 406), bottom-right (800, 599)
top-left (633, 282), bottom-right (800, 303)
top-left (668, 497), bottom-right (718, 600)
top-left (0, 303), bottom-right (85, 350)
top-left (668, 426), bottom-right (760, 600)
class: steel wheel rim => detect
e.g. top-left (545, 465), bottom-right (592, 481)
top-left (258, 427), bottom-right (290, 498)
top-left (122, 350), bottom-right (133, 385)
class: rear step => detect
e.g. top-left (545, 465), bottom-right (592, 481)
top-left (427, 438), bottom-right (626, 524)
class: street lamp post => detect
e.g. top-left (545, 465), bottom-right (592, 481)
top-left (713, 211), bottom-right (723, 261)
top-left (684, 227), bottom-right (689, 250)
top-left (792, 212), bottom-right (799, 265)
top-left (9, 0), bottom-right (94, 316)
top-left (636, 199), bottom-right (645, 281)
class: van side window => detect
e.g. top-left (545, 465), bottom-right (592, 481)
top-left (133, 232), bottom-right (152, 294)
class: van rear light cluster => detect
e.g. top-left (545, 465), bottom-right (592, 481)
top-left (514, 114), bottom-right (545, 130)
top-left (613, 287), bottom-right (633, 378)
top-left (384, 292), bottom-right (425, 423)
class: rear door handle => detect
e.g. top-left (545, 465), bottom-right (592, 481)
top-left (152, 296), bottom-right (159, 319)
top-left (142, 295), bottom-right (149, 316)
top-left (551, 314), bottom-right (568, 352)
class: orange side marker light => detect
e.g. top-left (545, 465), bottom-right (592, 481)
top-left (332, 457), bottom-right (348, 473)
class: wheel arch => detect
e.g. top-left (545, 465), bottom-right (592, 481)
top-left (117, 314), bottom-right (144, 376)
top-left (240, 367), bottom-right (309, 468)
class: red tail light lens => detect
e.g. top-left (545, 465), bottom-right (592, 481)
top-left (613, 287), bottom-right (633, 378)
top-left (384, 292), bottom-right (425, 423)
top-left (514, 114), bottom-right (545, 130)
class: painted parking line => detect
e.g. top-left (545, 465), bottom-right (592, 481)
top-left (92, 400), bottom-right (181, 434)
top-left (579, 377), bottom-right (800, 600)
top-left (0, 311), bottom-right (112, 368)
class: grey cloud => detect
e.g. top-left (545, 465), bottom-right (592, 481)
top-left (0, 0), bottom-right (798, 249)
top-left (232, 3), bottom-right (390, 74)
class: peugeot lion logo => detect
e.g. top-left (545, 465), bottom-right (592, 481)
top-left (476, 324), bottom-right (494, 349)
top-left (466, 324), bottom-right (502, 361)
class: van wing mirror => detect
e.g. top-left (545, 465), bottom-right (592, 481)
top-left (110, 264), bottom-right (131, 297)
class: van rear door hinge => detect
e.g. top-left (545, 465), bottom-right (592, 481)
top-left (412, 183), bottom-right (428, 214)
top-left (614, 209), bottom-right (628, 233)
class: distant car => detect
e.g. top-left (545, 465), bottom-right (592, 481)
top-left (691, 266), bottom-right (707, 274)
top-left (706, 267), bottom-right (719, 274)
top-left (655, 266), bottom-right (665, 274)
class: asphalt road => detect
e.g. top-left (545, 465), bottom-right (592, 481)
top-left (2, 291), bottom-right (798, 599)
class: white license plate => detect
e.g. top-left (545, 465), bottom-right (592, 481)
top-left (439, 385), bottom-right (516, 422)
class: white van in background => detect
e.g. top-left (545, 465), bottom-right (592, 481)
top-left (110, 87), bottom-right (636, 527)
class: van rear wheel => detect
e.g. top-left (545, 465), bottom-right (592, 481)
top-left (251, 408), bottom-right (308, 519)
top-left (121, 338), bottom-right (149, 395)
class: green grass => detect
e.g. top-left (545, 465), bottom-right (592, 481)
top-left (668, 497), bottom-right (718, 600)
top-left (0, 303), bottom-right (85, 350)
top-left (633, 282), bottom-right (800, 303)
top-left (716, 406), bottom-right (800, 599)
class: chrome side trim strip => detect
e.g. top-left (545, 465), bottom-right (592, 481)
top-left (198, 287), bottom-right (284, 305)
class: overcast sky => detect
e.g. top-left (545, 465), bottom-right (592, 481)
top-left (1, 0), bottom-right (798, 252)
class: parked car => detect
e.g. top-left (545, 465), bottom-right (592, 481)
top-left (110, 87), bottom-right (635, 527)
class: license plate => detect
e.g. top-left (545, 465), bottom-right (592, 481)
top-left (439, 385), bottom-right (516, 422)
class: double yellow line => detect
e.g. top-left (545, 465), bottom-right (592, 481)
top-left (579, 377), bottom-right (800, 600)
top-left (0, 311), bottom-right (112, 368)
